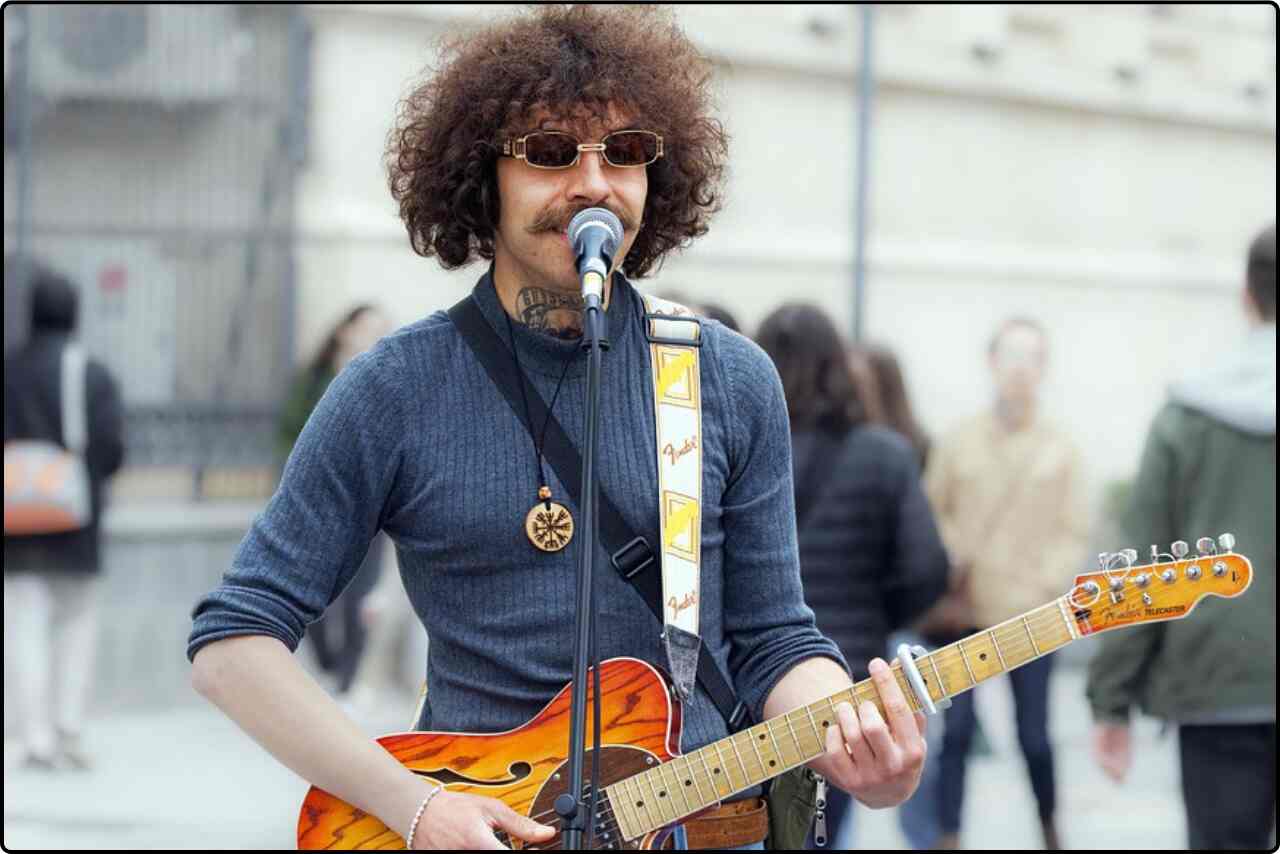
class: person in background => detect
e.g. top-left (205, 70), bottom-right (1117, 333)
top-left (858, 344), bottom-right (930, 468)
top-left (4, 260), bottom-right (126, 771)
top-left (922, 316), bottom-right (1089, 849)
top-left (1087, 223), bottom-right (1276, 850)
top-left (652, 288), bottom-right (741, 333)
top-left (698, 300), bottom-right (740, 333)
top-left (757, 305), bottom-right (949, 850)
top-left (277, 303), bottom-right (394, 697)
top-left (846, 342), bottom-right (949, 849)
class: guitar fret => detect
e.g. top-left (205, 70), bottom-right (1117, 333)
top-left (926, 654), bottom-right (949, 698)
top-left (608, 785), bottom-right (640, 840)
top-left (745, 725), bottom-right (769, 779)
top-left (990, 629), bottom-right (1008, 669)
top-left (782, 711), bottom-right (807, 761)
top-left (1057, 598), bottom-right (1079, 640)
top-left (956, 640), bottom-right (978, 686)
top-left (626, 775), bottom-right (650, 832)
top-left (658, 757), bottom-right (693, 817)
top-left (640, 766), bottom-right (674, 824)
top-left (716, 737), bottom-right (747, 793)
top-left (803, 705), bottom-right (824, 744)
top-left (726, 733), bottom-right (752, 785)
top-left (1022, 616), bottom-right (1041, 656)
top-left (764, 720), bottom-right (787, 771)
top-left (684, 752), bottom-right (712, 806)
top-left (697, 744), bottom-right (725, 798)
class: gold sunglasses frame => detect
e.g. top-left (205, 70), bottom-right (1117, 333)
top-left (500, 130), bottom-right (664, 170)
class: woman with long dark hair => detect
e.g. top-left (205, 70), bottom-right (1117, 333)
top-left (756, 304), bottom-right (949, 850)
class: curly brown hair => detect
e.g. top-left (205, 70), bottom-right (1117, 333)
top-left (387, 5), bottom-right (728, 278)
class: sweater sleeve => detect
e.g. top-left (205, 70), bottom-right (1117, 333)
top-left (714, 330), bottom-right (849, 722)
top-left (1085, 408), bottom-right (1177, 723)
top-left (186, 344), bottom-right (408, 662)
top-left (883, 442), bottom-right (951, 631)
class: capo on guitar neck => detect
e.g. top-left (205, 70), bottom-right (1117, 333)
top-left (896, 643), bottom-right (952, 716)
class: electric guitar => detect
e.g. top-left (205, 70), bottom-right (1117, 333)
top-left (297, 536), bottom-right (1252, 850)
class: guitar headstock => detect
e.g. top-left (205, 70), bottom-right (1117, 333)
top-left (1065, 534), bottom-right (1252, 636)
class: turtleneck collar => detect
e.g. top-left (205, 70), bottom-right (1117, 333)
top-left (470, 264), bottom-right (639, 378)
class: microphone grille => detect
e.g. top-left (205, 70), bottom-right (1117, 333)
top-left (568, 207), bottom-right (623, 245)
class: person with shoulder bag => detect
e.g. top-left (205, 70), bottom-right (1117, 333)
top-left (4, 259), bottom-right (126, 771)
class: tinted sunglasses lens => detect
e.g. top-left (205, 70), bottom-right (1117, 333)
top-left (604, 131), bottom-right (658, 166)
top-left (524, 133), bottom-right (579, 168)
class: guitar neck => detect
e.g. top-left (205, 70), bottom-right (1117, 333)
top-left (607, 597), bottom-right (1078, 840)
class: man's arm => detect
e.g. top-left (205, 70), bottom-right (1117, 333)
top-left (191, 636), bottom-right (433, 838)
top-left (1086, 408), bottom-right (1180, 781)
top-left (191, 636), bottom-right (554, 849)
top-left (764, 656), bottom-right (926, 809)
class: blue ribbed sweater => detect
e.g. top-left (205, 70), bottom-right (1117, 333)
top-left (188, 269), bottom-right (845, 757)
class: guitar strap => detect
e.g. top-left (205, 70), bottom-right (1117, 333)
top-left (447, 291), bottom-right (749, 732)
top-left (639, 292), bottom-right (703, 703)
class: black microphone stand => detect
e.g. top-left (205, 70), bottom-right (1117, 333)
top-left (556, 280), bottom-right (607, 851)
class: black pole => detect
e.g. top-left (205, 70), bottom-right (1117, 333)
top-left (852, 4), bottom-right (875, 343)
top-left (7, 5), bottom-right (36, 358)
top-left (556, 291), bottom-right (606, 850)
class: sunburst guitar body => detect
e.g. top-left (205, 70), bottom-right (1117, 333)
top-left (298, 658), bottom-right (684, 850)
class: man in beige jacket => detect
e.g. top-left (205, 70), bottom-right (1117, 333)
top-left (921, 317), bottom-right (1089, 849)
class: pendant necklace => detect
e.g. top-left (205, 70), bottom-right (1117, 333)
top-left (504, 310), bottom-right (578, 553)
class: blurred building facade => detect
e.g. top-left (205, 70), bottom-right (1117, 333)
top-left (295, 3), bottom-right (1275, 494)
top-left (3, 4), bottom-right (1275, 725)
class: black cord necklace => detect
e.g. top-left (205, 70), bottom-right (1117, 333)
top-left (504, 310), bottom-right (579, 552)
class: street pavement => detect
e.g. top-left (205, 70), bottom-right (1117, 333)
top-left (4, 663), bottom-right (1191, 850)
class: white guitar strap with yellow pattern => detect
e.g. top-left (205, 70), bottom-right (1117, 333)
top-left (641, 293), bottom-right (704, 700)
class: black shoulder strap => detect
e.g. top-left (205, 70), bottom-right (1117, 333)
top-left (447, 295), bottom-right (749, 731)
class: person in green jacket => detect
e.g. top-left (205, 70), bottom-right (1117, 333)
top-left (1086, 223), bottom-right (1276, 850)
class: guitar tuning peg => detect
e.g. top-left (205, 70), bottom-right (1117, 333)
top-left (1097, 552), bottom-right (1112, 569)
top-left (1217, 533), bottom-right (1236, 553)
top-left (1196, 537), bottom-right (1216, 556)
top-left (1120, 548), bottom-right (1138, 566)
top-left (1149, 545), bottom-right (1160, 563)
top-left (1171, 540), bottom-right (1189, 559)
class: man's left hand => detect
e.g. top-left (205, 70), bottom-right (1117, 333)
top-left (808, 657), bottom-right (927, 809)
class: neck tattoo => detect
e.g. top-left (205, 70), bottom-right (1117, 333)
top-left (516, 286), bottom-right (587, 340)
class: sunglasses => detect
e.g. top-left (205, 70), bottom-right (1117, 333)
top-left (500, 130), bottom-right (664, 170)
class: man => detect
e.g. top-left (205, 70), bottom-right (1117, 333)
top-left (1087, 224), bottom-right (1276, 850)
top-left (187, 7), bottom-right (925, 851)
top-left (922, 317), bottom-right (1089, 849)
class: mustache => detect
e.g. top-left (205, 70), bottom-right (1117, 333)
top-left (526, 205), bottom-right (638, 236)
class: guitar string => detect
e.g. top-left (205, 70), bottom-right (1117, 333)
top-left (504, 599), bottom-right (1082, 838)
top-left (458, 581), bottom-right (1192, 844)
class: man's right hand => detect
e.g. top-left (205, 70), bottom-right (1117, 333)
top-left (1092, 722), bottom-right (1132, 783)
top-left (409, 790), bottom-right (556, 850)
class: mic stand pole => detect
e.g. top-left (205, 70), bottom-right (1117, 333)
top-left (557, 273), bottom-right (607, 851)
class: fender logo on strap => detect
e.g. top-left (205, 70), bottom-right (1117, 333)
top-left (667, 590), bottom-right (698, 621)
top-left (662, 436), bottom-right (699, 467)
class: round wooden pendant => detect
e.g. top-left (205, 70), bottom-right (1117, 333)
top-left (525, 501), bottom-right (574, 552)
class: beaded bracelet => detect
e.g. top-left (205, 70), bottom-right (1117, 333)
top-left (407, 783), bottom-right (444, 849)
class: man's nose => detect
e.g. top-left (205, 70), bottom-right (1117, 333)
top-left (566, 148), bottom-right (612, 204)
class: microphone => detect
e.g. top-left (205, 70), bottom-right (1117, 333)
top-left (567, 208), bottom-right (623, 307)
